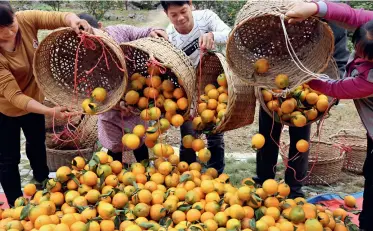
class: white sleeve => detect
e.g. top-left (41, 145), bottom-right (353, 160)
top-left (205, 10), bottom-right (231, 44)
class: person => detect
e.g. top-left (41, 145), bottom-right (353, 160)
top-left (77, 13), bottom-right (168, 164)
top-left (161, 0), bottom-right (231, 174)
top-left (254, 20), bottom-right (350, 198)
top-left (286, 1), bottom-right (373, 229)
top-left (0, 1), bottom-right (92, 207)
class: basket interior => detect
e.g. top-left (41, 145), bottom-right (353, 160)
top-left (228, 13), bottom-right (333, 89)
top-left (35, 29), bottom-right (126, 112)
top-left (121, 44), bottom-right (188, 116)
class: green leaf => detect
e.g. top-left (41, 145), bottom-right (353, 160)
top-left (91, 217), bottom-right (103, 221)
top-left (146, 127), bottom-right (158, 134)
top-left (255, 208), bottom-right (264, 220)
top-left (99, 191), bottom-right (113, 198)
top-left (42, 188), bottom-right (49, 196)
top-left (193, 205), bottom-right (203, 211)
top-left (159, 217), bottom-right (168, 226)
top-left (68, 173), bottom-right (81, 186)
top-left (99, 173), bottom-right (105, 188)
top-left (243, 180), bottom-right (254, 186)
top-left (283, 203), bottom-right (291, 209)
top-left (273, 112), bottom-right (281, 123)
top-left (114, 216), bottom-right (121, 229)
top-left (20, 203), bottom-right (31, 220)
top-left (165, 218), bottom-right (172, 228)
top-left (249, 219), bottom-right (256, 230)
top-left (177, 204), bottom-right (192, 212)
top-left (179, 174), bottom-right (190, 183)
top-left (160, 208), bottom-right (167, 213)
top-left (141, 159), bottom-right (150, 168)
top-left (133, 181), bottom-right (139, 189)
top-left (89, 159), bottom-right (98, 168)
top-left (139, 222), bottom-right (155, 229)
top-left (218, 198), bottom-right (225, 207)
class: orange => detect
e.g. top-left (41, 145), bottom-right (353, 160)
top-left (207, 89), bottom-right (219, 100)
top-left (122, 133), bottom-right (140, 150)
top-left (262, 179), bottom-right (278, 196)
top-left (83, 171), bottom-right (98, 187)
top-left (316, 98), bottom-right (329, 112)
top-left (281, 99), bottom-right (295, 114)
top-left (275, 74), bottom-right (289, 89)
top-left (173, 88), bottom-right (185, 99)
top-left (148, 87), bottom-right (159, 99)
top-left (56, 166), bottom-right (71, 183)
top-left (292, 114), bottom-right (307, 127)
top-left (172, 210), bottom-right (186, 224)
top-left (344, 195), bottom-right (356, 208)
top-left (198, 149), bottom-right (211, 163)
top-left (192, 139), bottom-right (205, 152)
top-left (162, 79), bottom-right (175, 92)
top-left (254, 58), bottom-right (269, 74)
top-left (207, 99), bottom-right (218, 110)
top-left (125, 90), bottom-right (140, 105)
top-left (304, 108), bottom-right (318, 120)
top-left (137, 97), bottom-right (149, 109)
top-left (201, 109), bottom-right (215, 123)
top-left (277, 183), bottom-right (291, 197)
top-left (146, 75), bottom-right (162, 88)
top-left (186, 209), bottom-right (201, 222)
top-left (158, 161), bottom-right (173, 175)
top-left (182, 135), bottom-right (195, 148)
top-left (306, 92), bottom-right (319, 105)
top-left (262, 89), bottom-right (273, 102)
top-left (267, 100), bottom-right (280, 111)
top-left (24, 184), bottom-right (37, 197)
top-left (150, 204), bottom-right (166, 221)
top-left (252, 133), bottom-right (265, 149)
top-left (171, 114), bottom-right (184, 127)
top-left (149, 107), bottom-right (161, 120)
top-left (177, 97), bottom-right (188, 111)
top-left (333, 208), bottom-right (347, 221)
top-left (133, 124), bottom-right (146, 138)
top-left (204, 84), bottom-right (216, 95)
top-left (100, 220), bottom-right (115, 231)
top-left (110, 160), bottom-right (123, 175)
top-left (192, 116), bottom-right (204, 130)
top-left (140, 109), bottom-right (151, 121)
top-left (296, 139), bottom-right (309, 153)
top-left (217, 73), bottom-right (228, 87)
top-left (130, 79), bottom-right (143, 91)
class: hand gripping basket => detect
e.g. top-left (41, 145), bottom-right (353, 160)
top-left (33, 28), bottom-right (127, 114)
top-left (120, 37), bottom-right (196, 118)
top-left (226, 0), bottom-right (334, 92)
top-left (255, 58), bottom-right (340, 127)
top-left (330, 129), bottom-right (367, 175)
top-left (283, 140), bottom-right (345, 185)
top-left (195, 52), bottom-right (256, 133)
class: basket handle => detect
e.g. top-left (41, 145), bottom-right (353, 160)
top-left (329, 129), bottom-right (365, 140)
top-left (148, 53), bottom-right (173, 69)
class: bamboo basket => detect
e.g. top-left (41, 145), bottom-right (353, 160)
top-left (46, 148), bottom-right (93, 172)
top-left (226, 0), bottom-right (334, 91)
top-left (330, 129), bottom-right (366, 174)
top-left (34, 28), bottom-right (127, 114)
top-left (120, 37), bottom-right (196, 119)
top-left (283, 140), bottom-right (345, 185)
top-left (256, 58), bottom-right (340, 127)
top-left (195, 52), bottom-right (256, 133)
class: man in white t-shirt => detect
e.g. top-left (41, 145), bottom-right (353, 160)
top-left (161, 0), bottom-right (231, 174)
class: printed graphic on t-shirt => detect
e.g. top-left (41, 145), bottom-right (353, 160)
top-left (182, 38), bottom-right (199, 56)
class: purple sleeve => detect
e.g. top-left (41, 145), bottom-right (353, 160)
top-left (308, 76), bottom-right (373, 99)
top-left (105, 25), bottom-right (154, 44)
top-left (324, 1), bottom-right (373, 28)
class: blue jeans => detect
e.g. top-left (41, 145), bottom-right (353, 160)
top-left (254, 106), bottom-right (310, 198)
top-left (179, 121), bottom-right (225, 174)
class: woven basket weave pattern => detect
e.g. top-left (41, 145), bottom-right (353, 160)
top-left (283, 140), bottom-right (345, 185)
top-left (196, 52), bottom-right (256, 133)
top-left (34, 28), bottom-right (127, 114)
top-left (46, 148), bottom-right (93, 172)
top-left (227, 0), bottom-right (334, 90)
top-left (120, 37), bottom-right (196, 118)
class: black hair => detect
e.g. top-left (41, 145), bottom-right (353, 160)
top-left (352, 20), bottom-right (373, 60)
top-left (0, 1), bottom-right (14, 28)
top-left (78, 13), bottom-right (99, 29)
top-left (160, 1), bottom-right (190, 11)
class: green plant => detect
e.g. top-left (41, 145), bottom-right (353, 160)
top-left (83, 0), bottom-right (115, 21)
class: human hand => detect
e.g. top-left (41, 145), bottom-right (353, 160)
top-left (285, 2), bottom-right (319, 24)
top-left (149, 29), bottom-right (169, 40)
top-left (67, 14), bottom-right (93, 34)
top-left (115, 101), bottom-right (138, 117)
top-left (50, 106), bottom-right (79, 120)
top-left (199, 32), bottom-right (215, 50)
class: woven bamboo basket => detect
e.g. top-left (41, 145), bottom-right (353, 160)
top-left (46, 147), bottom-right (93, 172)
top-left (282, 140), bottom-right (345, 185)
top-left (330, 129), bottom-right (366, 174)
top-left (195, 52), bottom-right (256, 133)
top-left (226, 0), bottom-right (334, 91)
top-left (120, 37), bottom-right (196, 119)
top-left (255, 57), bottom-right (339, 127)
top-left (34, 28), bottom-right (127, 114)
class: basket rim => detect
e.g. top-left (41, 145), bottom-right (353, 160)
top-left (33, 27), bottom-right (128, 115)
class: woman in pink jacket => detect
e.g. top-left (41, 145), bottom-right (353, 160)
top-left (286, 1), bottom-right (373, 229)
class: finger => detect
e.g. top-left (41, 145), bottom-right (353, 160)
top-left (152, 32), bottom-right (159, 38)
top-left (73, 26), bottom-right (80, 34)
top-left (198, 36), bottom-right (203, 48)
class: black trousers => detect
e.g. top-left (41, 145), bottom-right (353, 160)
top-left (108, 144), bottom-right (149, 164)
top-left (359, 134), bottom-right (373, 229)
top-left (0, 113), bottom-right (49, 206)
top-left (254, 107), bottom-right (310, 198)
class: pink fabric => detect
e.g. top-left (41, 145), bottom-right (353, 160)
top-left (324, 2), bottom-right (373, 28)
top-left (309, 59), bottom-right (373, 99)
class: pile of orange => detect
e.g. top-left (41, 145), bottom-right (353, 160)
top-left (0, 150), bottom-right (356, 231)
top-left (255, 59), bottom-right (331, 127)
top-left (194, 73), bottom-right (228, 132)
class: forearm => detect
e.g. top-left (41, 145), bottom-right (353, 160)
top-left (25, 99), bottom-right (53, 116)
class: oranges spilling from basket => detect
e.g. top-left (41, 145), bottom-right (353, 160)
top-left (0, 150), bottom-right (356, 231)
top-left (81, 87), bottom-right (108, 114)
top-left (261, 76), bottom-right (330, 127)
top-left (193, 73), bottom-right (228, 132)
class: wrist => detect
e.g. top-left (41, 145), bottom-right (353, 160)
top-left (45, 107), bottom-right (55, 117)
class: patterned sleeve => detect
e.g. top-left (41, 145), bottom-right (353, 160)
top-left (204, 10), bottom-right (231, 44)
